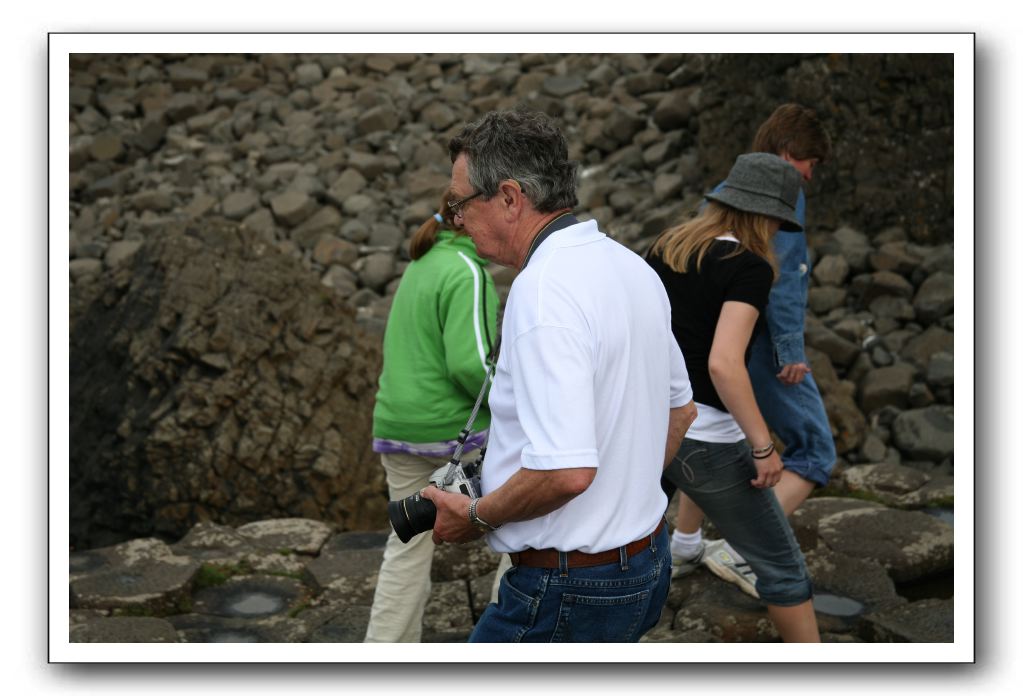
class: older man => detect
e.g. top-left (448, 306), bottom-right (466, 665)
top-left (422, 110), bottom-right (696, 642)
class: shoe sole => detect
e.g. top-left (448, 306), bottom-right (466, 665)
top-left (703, 556), bottom-right (760, 599)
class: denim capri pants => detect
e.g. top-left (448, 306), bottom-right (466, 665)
top-left (664, 438), bottom-right (813, 606)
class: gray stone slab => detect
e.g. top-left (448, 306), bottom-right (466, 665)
top-left (304, 531), bottom-right (387, 591)
top-left (236, 518), bottom-right (333, 555)
top-left (817, 507), bottom-right (954, 583)
top-left (191, 575), bottom-right (305, 619)
top-left (70, 616), bottom-right (180, 643)
top-left (860, 597), bottom-right (954, 642)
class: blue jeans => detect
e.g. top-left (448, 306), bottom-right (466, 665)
top-left (665, 439), bottom-right (813, 607)
top-left (469, 525), bottom-right (671, 642)
top-left (748, 332), bottom-right (836, 487)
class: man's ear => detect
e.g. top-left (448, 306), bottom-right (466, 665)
top-left (497, 180), bottom-right (523, 219)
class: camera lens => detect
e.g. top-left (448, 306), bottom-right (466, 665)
top-left (387, 491), bottom-right (438, 543)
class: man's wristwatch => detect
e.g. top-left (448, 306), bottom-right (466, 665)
top-left (468, 498), bottom-right (501, 532)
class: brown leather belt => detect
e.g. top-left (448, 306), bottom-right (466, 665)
top-left (509, 518), bottom-right (665, 569)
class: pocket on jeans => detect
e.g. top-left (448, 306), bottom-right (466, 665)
top-left (551, 589), bottom-right (649, 642)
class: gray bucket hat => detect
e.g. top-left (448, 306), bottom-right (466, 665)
top-left (704, 153), bottom-right (804, 232)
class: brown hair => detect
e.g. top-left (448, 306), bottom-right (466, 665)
top-left (408, 189), bottom-right (462, 260)
top-left (751, 104), bottom-right (832, 163)
top-left (650, 202), bottom-right (778, 278)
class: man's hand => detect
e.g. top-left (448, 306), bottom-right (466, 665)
top-left (420, 487), bottom-right (484, 545)
top-left (776, 362), bottom-right (811, 385)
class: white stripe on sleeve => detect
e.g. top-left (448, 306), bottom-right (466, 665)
top-left (456, 251), bottom-right (489, 373)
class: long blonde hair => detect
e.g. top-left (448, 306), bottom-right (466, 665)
top-left (650, 201), bottom-right (778, 278)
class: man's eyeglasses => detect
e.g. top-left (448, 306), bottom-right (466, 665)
top-left (447, 191), bottom-right (483, 217)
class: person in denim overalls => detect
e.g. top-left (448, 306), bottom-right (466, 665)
top-left (666, 105), bottom-right (836, 600)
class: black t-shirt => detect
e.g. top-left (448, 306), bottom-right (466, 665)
top-left (646, 239), bottom-right (773, 413)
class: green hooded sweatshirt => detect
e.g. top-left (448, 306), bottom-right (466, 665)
top-left (372, 230), bottom-right (498, 443)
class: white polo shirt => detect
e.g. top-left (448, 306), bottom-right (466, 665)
top-left (482, 219), bottom-right (693, 554)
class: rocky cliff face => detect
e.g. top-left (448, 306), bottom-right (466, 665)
top-left (70, 221), bottom-right (382, 548)
top-left (68, 53), bottom-right (954, 550)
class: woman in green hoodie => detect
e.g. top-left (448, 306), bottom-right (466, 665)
top-left (364, 190), bottom-right (499, 642)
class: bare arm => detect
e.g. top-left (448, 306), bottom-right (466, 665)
top-left (707, 301), bottom-right (783, 488)
top-left (422, 466), bottom-right (597, 544)
top-left (664, 401), bottom-right (697, 469)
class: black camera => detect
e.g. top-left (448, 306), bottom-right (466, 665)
top-left (387, 458), bottom-right (482, 543)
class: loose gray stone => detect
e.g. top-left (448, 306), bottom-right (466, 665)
top-left (900, 326), bottom-right (954, 368)
top-left (869, 295), bottom-right (916, 321)
top-left (652, 88), bottom-right (696, 131)
top-left (187, 107), bottom-right (232, 134)
top-left (325, 169), bottom-right (368, 207)
top-left (222, 190), bottom-right (261, 220)
top-left (167, 63), bottom-right (208, 90)
top-left (357, 252), bottom-right (397, 292)
top-left (812, 254), bottom-right (850, 286)
top-left (913, 271), bottom-right (954, 323)
top-left (602, 107), bottom-right (646, 145)
top-left (291, 206), bottom-right (343, 250)
top-left (342, 193), bottom-right (375, 216)
top-left (870, 241), bottom-right (922, 275)
top-left (185, 193), bottom-right (218, 219)
top-left (105, 240), bottom-right (144, 268)
top-left (321, 265), bottom-right (358, 296)
top-left (860, 433), bottom-right (888, 463)
top-left (809, 286), bottom-right (847, 314)
top-left (367, 223), bottom-right (404, 250)
top-left (313, 235), bottom-right (358, 267)
top-left (270, 191), bottom-right (318, 227)
top-left (892, 406), bottom-right (954, 460)
top-left (858, 362), bottom-right (916, 414)
top-left (295, 62), bottom-right (324, 87)
top-left (927, 351), bottom-right (954, 388)
top-left (542, 74), bottom-right (586, 98)
top-left (88, 133), bottom-right (124, 162)
top-left (827, 226), bottom-right (873, 271)
top-left (356, 106), bottom-right (400, 136)
top-left (130, 119), bottom-right (167, 154)
top-left (240, 207), bottom-right (277, 240)
top-left (419, 102), bottom-right (458, 130)
top-left (856, 270), bottom-right (915, 307)
top-left (806, 322), bottom-right (861, 367)
top-left (70, 258), bottom-right (104, 281)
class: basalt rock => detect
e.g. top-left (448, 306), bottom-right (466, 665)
top-left (70, 221), bottom-right (382, 549)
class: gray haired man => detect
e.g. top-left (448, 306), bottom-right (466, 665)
top-left (422, 110), bottom-right (696, 642)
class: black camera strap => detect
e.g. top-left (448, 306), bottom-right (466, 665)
top-left (521, 211), bottom-right (578, 270)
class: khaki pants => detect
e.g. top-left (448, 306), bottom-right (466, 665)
top-left (364, 450), bottom-right (510, 642)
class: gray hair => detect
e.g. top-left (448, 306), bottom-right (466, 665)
top-left (448, 109), bottom-right (578, 213)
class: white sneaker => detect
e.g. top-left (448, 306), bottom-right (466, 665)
top-left (701, 539), bottom-right (759, 598)
top-left (670, 543), bottom-right (705, 578)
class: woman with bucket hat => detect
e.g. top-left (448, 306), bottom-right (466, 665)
top-left (646, 153), bottom-right (820, 641)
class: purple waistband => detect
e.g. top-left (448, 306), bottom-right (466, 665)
top-left (373, 430), bottom-right (489, 457)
